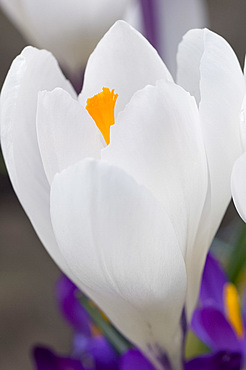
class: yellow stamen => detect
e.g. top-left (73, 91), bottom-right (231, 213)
top-left (90, 323), bottom-right (102, 336)
top-left (224, 282), bottom-right (244, 338)
top-left (86, 87), bottom-right (118, 145)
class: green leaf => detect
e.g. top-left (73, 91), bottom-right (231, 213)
top-left (78, 294), bottom-right (131, 354)
top-left (185, 330), bottom-right (209, 360)
top-left (227, 224), bottom-right (246, 284)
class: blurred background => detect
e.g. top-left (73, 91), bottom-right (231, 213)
top-left (0, 1), bottom-right (246, 369)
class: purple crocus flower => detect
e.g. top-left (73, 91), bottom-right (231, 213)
top-left (56, 274), bottom-right (91, 337)
top-left (33, 346), bottom-right (154, 370)
top-left (33, 346), bottom-right (85, 370)
top-left (185, 351), bottom-right (242, 370)
top-left (120, 349), bottom-right (155, 370)
top-left (34, 261), bottom-right (246, 370)
top-left (186, 253), bottom-right (245, 369)
top-left (33, 275), bottom-right (154, 369)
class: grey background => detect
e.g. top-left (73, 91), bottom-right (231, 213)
top-left (0, 1), bottom-right (246, 369)
top-left (0, 8), bottom-right (72, 370)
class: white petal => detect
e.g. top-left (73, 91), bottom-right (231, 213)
top-left (239, 95), bottom-right (246, 151)
top-left (103, 80), bottom-right (208, 261)
top-left (185, 192), bottom-right (211, 320)
top-left (177, 28), bottom-right (245, 240)
top-left (232, 153), bottom-right (246, 222)
top-left (50, 159), bottom-right (186, 368)
top-left (0, 46), bottom-right (75, 271)
top-left (79, 20), bottom-right (173, 115)
top-left (176, 29), bottom-right (205, 104)
top-left (37, 88), bottom-right (102, 185)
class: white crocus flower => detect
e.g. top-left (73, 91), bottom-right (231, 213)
top-left (0, 0), bottom-right (139, 74)
top-left (177, 28), bottom-right (245, 317)
top-left (0, 22), bottom-right (244, 368)
top-left (0, 0), bottom-right (209, 78)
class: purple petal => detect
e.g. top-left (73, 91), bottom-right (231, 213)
top-left (56, 275), bottom-right (91, 336)
top-left (73, 334), bottom-right (119, 370)
top-left (200, 253), bottom-right (227, 311)
top-left (72, 333), bottom-right (89, 359)
top-left (191, 308), bottom-right (214, 348)
top-left (87, 336), bottom-right (119, 370)
top-left (33, 346), bottom-right (84, 370)
top-left (185, 351), bottom-right (242, 370)
top-left (120, 349), bottom-right (155, 370)
top-left (191, 307), bottom-right (240, 352)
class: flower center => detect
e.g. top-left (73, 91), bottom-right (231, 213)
top-left (224, 282), bottom-right (244, 338)
top-left (86, 87), bottom-right (118, 145)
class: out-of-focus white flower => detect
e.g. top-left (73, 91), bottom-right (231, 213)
top-left (0, 0), bottom-right (208, 78)
top-left (0, 22), bottom-right (244, 368)
top-left (0, 0), bottom-right (140, 74)
top-left (154, 0), bottom-right (208, 76)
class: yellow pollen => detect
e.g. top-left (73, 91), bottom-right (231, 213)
top-left (86, 87), bottom-right (118, 145)
top-left (224, 282), bottom-right (244, 338)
